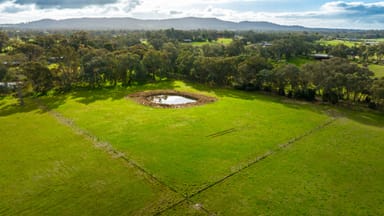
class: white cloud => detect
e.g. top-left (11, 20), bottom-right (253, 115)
top-left (121, 0), bottom-right (384, 29)
top-left (130, 1), bottom-right (384, 29)
top-left (321, 1), bottom-right (384, 12)
top-left (6, 0), bottom-right (121, 9)
top-left (0, 0), bottom-right (384, 29)
top-left (281, 1), bottom-right (384, 29)
top-left (0, 0), bottom-right (142, 23)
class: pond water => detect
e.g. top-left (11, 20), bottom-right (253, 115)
top-left (148, 95), bottom-right (197, 105)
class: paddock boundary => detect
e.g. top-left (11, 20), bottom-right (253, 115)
top-left (155, 117), bottom-right (338, 215)
top-left (33, 99), bottom-right (185, 214)
top-left (35, 98), bottom-right (337, 216)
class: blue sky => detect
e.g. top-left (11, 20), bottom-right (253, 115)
top-left (0, 0), bottom-right (383, 29)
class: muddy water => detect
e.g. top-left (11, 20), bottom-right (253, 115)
top-left (148, 95), bottom-right (197, 105)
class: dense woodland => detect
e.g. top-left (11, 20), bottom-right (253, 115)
top-left (0, 29), bottom-right (384, 109)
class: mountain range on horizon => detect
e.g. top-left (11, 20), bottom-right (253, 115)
top-left (0, 17), bottom-right (355, 32)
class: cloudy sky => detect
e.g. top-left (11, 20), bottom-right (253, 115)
top-left (0, 0), bottom-right (383, 29)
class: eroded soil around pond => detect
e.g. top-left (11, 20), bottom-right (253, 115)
top-left (128, 90), bottom-right (217, 108)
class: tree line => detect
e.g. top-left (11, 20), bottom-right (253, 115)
top-left (0, 30), bottom-right (383, 109)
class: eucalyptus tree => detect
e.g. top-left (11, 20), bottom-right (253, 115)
top-left (161, 42), bottom-right (179, 75)
top-left (0, 64), bottom-right (7, 82)
top-left (142, 49), bottom-right (165, 81)
top-left (70, 31), bottom-right (90, 51)
top-left (202, 43), bottom-right (225, 57)
top-left (226, 39), bottom-right (245, 57)
top-left (146, 31), bottom-right (168, 50)
top-left (0, 31), bottom-right (9, 53)
top-left (16, 43), bottom-right (44, 62)
top-left (176, 45), bottom-right (198, 78)
top-left (50, 44), bottom-right (80, 90)
top-left (22, 62), bottom-right (53, 94)
top-left (236, 56), bottom-right (272, 90)
top-left (115, 51), bottom-right (142, 86)
top-left (202, 56), bottom-right (239, 86)
top-left (81, 48), bottom-right (111, 88)
top-left (329, 44), bottom-right (350, 58)
top-left (376, 43), bottom-right (384, 63)
top-left (371, 78), bottom-right (384, 106)
top-left (276, 64), bottom-right (302, 97)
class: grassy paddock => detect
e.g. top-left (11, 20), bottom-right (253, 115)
top-left (216, 37), bottom-right (233, 44)
top-left (185, 118), bottom-right (384, 215)
top-left (41, 81), bottom-right (330, 194)
top-left (1, 81), bottom-right (383, 215)
top-left (187, 37), bottom-right (233, 46)
top-left (0, 97), bottom-right (180, 215)
top-left (368, 64), bottom-right (384, 78)
top-left (318, 39), bottom-right (359, 47)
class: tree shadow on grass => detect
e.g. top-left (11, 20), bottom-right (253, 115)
top-left (67, 82), bottom-right (178, 105)
top-left (183, 81), bottom-right (328, 114)
top-left (333, 106), bottom-right (384, 128)
top-left (0, 97), bottom-right (44, 117)
top-left (0, 81), bottom-right (179, 117)
top-left (2, 81), bottom-right (383, 128)
top-left (182, 81), bottom-right (274, 101)
top-left (182, 81), bottom-right (384, 128)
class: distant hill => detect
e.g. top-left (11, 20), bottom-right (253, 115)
top-left (0, 17), bottom-right (321, 31)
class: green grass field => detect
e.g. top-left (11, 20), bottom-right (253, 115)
top-left (184, 118), bottom-right (384, 215)
top-left (0, 97), bottom-right (180, 215)
top-left (1, 81), bottom-right (383, 215)
top-left (317, 39), bottom-right (359, 48)
top-left (188, 38), bottom-right (233, 46)
top-left (369, 64), bottom-right (384, 78)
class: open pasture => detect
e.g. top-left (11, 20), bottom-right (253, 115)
top-left (185, 38), bottom-right (233, 46)
top-left (317, 39), bottom-right (360, 48)
top-left (1, 81), bottom-right (383, 215)
top-left (369, 64), bottom-right (384, 78)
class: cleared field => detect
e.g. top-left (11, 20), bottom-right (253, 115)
top-left (182, 118), bottom-right (384, 215)
top-left (0, 97), bottom-right (180, 215)
top-left (318, 39), bottom-right (359, 48)
top-left (369, 64), bottom-right (384, 78)
top-left (41, 81), bottom-right (330, 195)
top-left (188, 38), bottom-right (233, 46)
top-left (1, 81), bottom-right (383, 215)
top-left (216, 38), bottom-right (233, 44)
